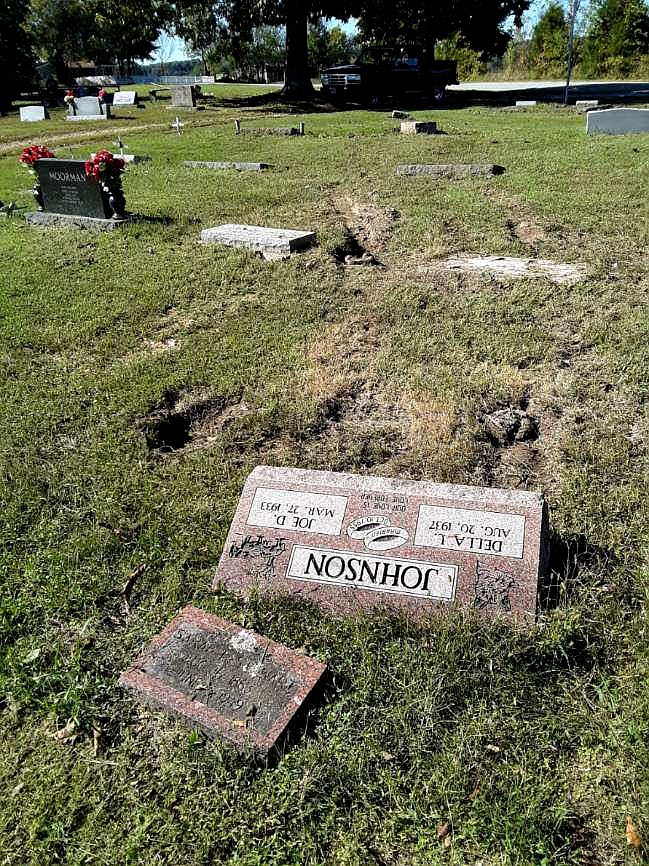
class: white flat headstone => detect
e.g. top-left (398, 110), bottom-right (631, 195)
top-left (576, 100), bottom-right (598, 108)
top-left (587, 108), bottom-right (649, 135)
top-left (515, 100), bottom-right (537, 107)
top-left (20, 105), bottom-right (48, 122)
top-left (112, 91), bottom-right (137, 106)
top-left (200, 224), bottom-right (316, 260)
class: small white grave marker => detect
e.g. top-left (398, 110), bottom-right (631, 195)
top-left (200, 224), bottom-right (316, 260)
top-left (171, 116), bottom-right (185, 135)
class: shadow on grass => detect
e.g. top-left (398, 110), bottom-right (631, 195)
top-left (539, 530), bottom-right (620, 612)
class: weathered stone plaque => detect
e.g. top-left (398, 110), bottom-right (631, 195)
top-left (20, 105), bottom-right (49, 122)
top-left (170, 85), bottom-right (196, 108)
top-left (587, 108), bottom-right (649, 135)
top-left (214, 467), bottom-right (549, 620)
top-left (32, 159), bottom-right (110, 218)
top-left (119, 606), bottom-right (326, 754)
top-left (112, 90), bottom-right (137, 106)
top-left (396, 164), bottom-right (504, 178)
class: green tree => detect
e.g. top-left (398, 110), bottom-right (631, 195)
top-left (0, 0), bottom-right (35, 113)
top-left (30, 0), bottom-right (95, 82)
top-left (358, 0), bottom-right (529, 60)
top-left (92, 0), bottom-right (169, 75)
top-left (308, 21), bottom-right (356, 74)
top-left (582, 0), bottom-right (649, 75)
top-left (529, 2), bottom-right (569, 74)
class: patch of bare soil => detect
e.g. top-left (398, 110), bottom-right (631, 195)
top-left (508, 219), bottom-right (546, 245)
top-left (331, 193), bottom-right (399, 266)
top-left (140, 389), bottom-right (252, 453)
top-left (485, 188), bottom-right (547, 247)
top-left (305, 316), bottom-right (384, 398)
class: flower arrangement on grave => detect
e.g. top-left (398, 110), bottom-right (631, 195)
top-left (97, 88), bottom-right (106, 102)
top-left (64, 89), bottom-right (75, 107)
top-left (84, 150), bottom-right (126, 219)
top-left (19, 145), bottom-right (56, 211)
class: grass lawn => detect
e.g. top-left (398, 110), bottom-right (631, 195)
top-left (0, 86), bottom-right (647, 865)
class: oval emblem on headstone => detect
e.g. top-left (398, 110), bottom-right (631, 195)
top-left (363, 526), bottom-right (409, 551)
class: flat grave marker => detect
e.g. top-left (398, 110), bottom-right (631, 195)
top-left (576, 100), bottom-right (598, 108)
top-left (213, 466), bottom-right (549, 620)
top-left (515, 100), bottom-right (537, 107)
top-left (112, 90), bottom-right (138, 106)
top-left (66, 96), bottom-right (110, 121)
top-left (119, 605), bottom-right (326, 754)
top-left (587, 107), bottom-right (649, 135)
top-left (20, 105), bottom-right (49, 122)
top-left (200, 224), bottom-right (316, 260)
top-left (184, 160), bottom-right (271, 172)
top-left (396, 164), bottom-right (504, 178)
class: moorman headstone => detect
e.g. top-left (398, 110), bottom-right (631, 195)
top-left (26, 159), bottom-right (126, 230)
top-left (214, 466), bottom-right (549, 620)
top-left (119, 606), bottom-right (326, 754)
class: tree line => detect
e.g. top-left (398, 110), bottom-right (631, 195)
top-left (2, 0), bottom-right (648, 112)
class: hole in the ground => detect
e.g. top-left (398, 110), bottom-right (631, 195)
top-left (332, 228), bottom-right (383, 267)
top-left (140, 389), bottom-right (229, 452)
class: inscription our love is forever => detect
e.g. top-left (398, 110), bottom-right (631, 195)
top-left (214, 467), bottom-right (549, 620)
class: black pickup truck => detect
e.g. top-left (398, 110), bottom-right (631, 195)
top-left (320, 47), bottom-right (459, 106)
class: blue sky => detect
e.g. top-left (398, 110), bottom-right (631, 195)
top-left (151, 2), bottom-right (548, 64)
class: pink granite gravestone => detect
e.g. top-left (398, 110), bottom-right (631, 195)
top-left (119, 606), bottom-right (327, 754)
top-left (213, 467), bottom-right (549, 620)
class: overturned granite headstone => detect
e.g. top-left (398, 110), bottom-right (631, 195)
top-left (200, 224), bottom-right (315, 260)
top-left (120, 606), bottom-right (326, 755)
top-left (213, 466), bottom-right (549, 621)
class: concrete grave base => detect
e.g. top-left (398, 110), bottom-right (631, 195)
top-left (400, 121), bottom-right (437, 134)
top-left (200, 224), bottom-right (316, 260)
top-left (184, 160), bottom-right (271, 171)
top-left (66, 115), bottom-right (111, 121)
top-left (515, 100), bottom-right (537, 107)
top-left (119, 605), bottom-right (327, 755)
top-left (587, 108), bottom-right (649, 135)
top-left (396, 164), bottom-right (504, 178)
top-left (424, 255), bottom-right (586, 285)
top-left (26, 211), bottom-right (128, 231)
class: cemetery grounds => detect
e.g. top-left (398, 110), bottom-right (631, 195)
top-left (0, 85), bottom-right (647, 865)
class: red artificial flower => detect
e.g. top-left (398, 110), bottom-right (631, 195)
top-left (19, 145), bottom-right (55, 165)
top-left (84, 150), bottom-right (125, 182)
top-left (98, 88), bottom-right (106, 100)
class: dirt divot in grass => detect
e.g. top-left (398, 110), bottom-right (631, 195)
top-left (140, 389), bottom-right (250, 453)
top-left (331, 194), bottom-right (398, 266)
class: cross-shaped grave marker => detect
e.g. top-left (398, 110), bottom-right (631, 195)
top-left (113, 136), bottom-right (127, 157)
top-left (170, 116), bottom-right (185, 136)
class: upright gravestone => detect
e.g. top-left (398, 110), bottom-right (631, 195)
top-left (26, 158), bottom-right (126, 230)
top-left (112, 90), bottom-right (138, 107)
top-left (119, 606), bottom-right (326, 754)
top-left (214, 466), bottom-right (549, 620)
top-left (66, 96), bottom-right (111, 121)
top-left (587, 108), bottom-right (649, 135)
top-left (170, 85), bottom-right (197, 109)
top-left (20, 105), bottom-right (49, 122)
